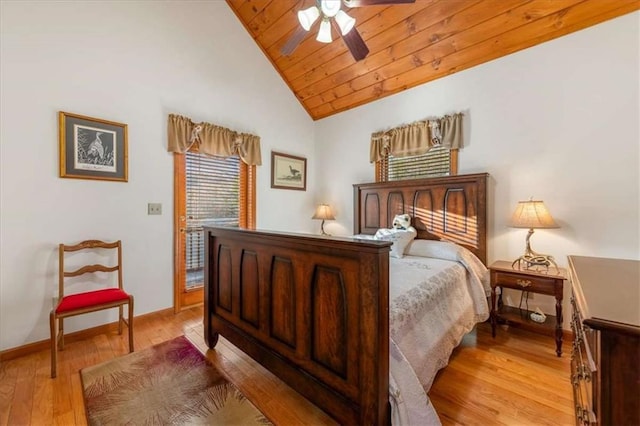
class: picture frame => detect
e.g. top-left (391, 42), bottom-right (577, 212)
top-left (271, 151), bottom-right (306, 191)
top-left (59, 111), bottom-right (128, 182)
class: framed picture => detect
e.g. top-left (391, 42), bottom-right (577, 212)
top-left (271, 151), bottom-right (306, 191)
top-left (59, 111), bottom-right (128, 182)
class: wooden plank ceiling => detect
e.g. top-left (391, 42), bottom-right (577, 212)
top-left (227, 0), bottom-right (639, 120)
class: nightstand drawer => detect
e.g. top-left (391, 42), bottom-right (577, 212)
top-left (493, 271), bottom-right (558, 295)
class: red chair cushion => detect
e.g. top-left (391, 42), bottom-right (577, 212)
top-left (56, 288), bottom-right (130, 314)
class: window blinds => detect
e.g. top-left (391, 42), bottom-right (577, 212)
top-left (185, 152), bottom-right (240, 273)
top-left (387, 146), bottom-right (451, 181)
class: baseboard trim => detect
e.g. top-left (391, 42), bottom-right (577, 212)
top-left (2, 308), bottom-right (574, 362)
top-left (0, 307), bottom-right (175, 362)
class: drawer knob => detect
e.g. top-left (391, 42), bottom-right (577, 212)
top-left (575, 404), bottom-right (584, 421)
top-left (572, 373), bottom-right (580, 387)
top-left (516, 279), bottom-right (532, 287)
top-left (580, 365), bottom-right (592, 382)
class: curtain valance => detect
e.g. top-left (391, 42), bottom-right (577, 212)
top-left (167, 114), bottom-right (262, 166)
top-left (369, 112), bottom-right (463, 163)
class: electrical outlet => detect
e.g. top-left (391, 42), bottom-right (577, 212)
top-left (148, 203), bottom-right (162, 215)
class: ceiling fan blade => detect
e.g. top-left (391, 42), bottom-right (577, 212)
top-left (341, 26), bottom-right (370, 61)
top-left (343, 0), bottom-right (415, 7)
top-left (280, 27), bottom-right (307, 56)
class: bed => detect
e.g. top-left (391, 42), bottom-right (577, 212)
top-left (203, 172), bottom-right (489, 425)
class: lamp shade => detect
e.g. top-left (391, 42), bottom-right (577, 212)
top-left (509, 200), bottom-right (559, 229)
top-left (334, 10), bottom-right (355, 35)
top-left (312, 204), bottom-right (335, 221)
top-left (298, 6), bottom-right (320, 31)
top-left (316, 19), bottom-right (332, 43)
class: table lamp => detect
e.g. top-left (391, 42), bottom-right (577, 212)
top-left (312, 204), bottom-right (335, 235)
top-left (509, 198), bottom-right (559, 270)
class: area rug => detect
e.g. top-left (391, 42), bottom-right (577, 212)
top-left (80, 335), bottom-right (272, 425)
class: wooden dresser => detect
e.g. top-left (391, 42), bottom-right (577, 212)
top-left (567, 255), bottom-right (640, 426)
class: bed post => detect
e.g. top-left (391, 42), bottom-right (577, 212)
top-left (203, 229), bottom-right (218, 349)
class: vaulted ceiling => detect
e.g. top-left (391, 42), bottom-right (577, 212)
top-left (227, 0), bottom-right (639, 120)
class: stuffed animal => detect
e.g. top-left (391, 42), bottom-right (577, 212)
top-left (374, 214), bottom-right (417, 258)
top-left (391, 213), bottom-right (413, 231)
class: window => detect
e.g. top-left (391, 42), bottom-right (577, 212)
top-left (375, 147), bottom-right (458, 182)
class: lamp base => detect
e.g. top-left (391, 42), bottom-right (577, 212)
top-left (319, 220), bottom-right (331, 236)
top-left (512, 253), bottom-right (558, 271)
top-left (512, 228), bottom-right (558, 272)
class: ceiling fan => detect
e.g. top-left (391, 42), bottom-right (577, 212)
top-left (281, 0), bottom-right (416, 62)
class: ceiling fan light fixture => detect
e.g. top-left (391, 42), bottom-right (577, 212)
top-left (298, 6), bottom-right (320, 31)
top-left (320, 0), bottom-right (341, 18)
top-left (334, 10), bottom-right (355, 35)
top-left (316, 18), bottom-right (332, 43)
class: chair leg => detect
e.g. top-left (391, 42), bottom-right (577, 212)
top-left (118, 305), bottom-right (123, 335)
top-left (128, 297), bottom-right (134, 353)
top-left (58, 317), bottom-right (65, 351)
top-left (50, 311), bottom-right (57, 378)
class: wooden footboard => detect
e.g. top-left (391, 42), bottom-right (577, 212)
top-left (203, 227), bottom-right (392, 425)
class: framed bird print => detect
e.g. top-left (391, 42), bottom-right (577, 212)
top-left (59, 111), bottom-right (128, 182)
top-left (271, 151), bottom-right (306, 191)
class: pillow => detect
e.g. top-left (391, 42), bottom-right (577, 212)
top-left (374, 227), bottom-right (417, 258)
top-left (405, 239), bottom-right (462, 261)
top-left (405, 239), bottom-right (490, 293)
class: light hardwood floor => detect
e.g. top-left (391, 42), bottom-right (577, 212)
top-left (0, 305), bottom-right (573, 425)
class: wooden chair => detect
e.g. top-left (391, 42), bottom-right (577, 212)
top-left (50, 239), bottom-right (134, 378)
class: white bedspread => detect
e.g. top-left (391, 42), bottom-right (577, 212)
top-left (388, 245), bottom-right (490, 425)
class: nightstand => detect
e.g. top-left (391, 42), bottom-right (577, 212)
top-left (489, 260), bottom-right (566, 356)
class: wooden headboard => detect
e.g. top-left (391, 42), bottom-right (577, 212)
top-left (353, 173), bottom-right (488, 264)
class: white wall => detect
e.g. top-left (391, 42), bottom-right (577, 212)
top-left (0, 1), bottom-right (315, 351)
top-left (314, 12), bottom-right (640, 326)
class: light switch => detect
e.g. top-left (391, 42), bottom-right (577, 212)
top-left (148, 203), bottom-right (162, 215)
